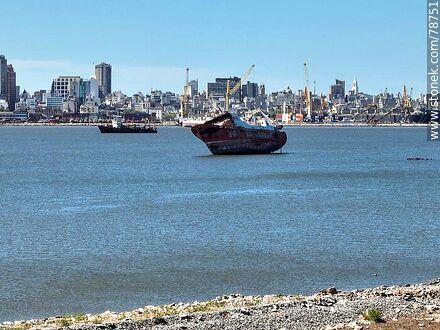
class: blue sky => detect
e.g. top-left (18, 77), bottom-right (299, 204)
top-left (1, 0), bottom-right (425, 96)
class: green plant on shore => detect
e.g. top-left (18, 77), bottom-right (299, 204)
top-left (187, 300), bottom-right (227, 313)
top-left (92, 316), bottom-right (102, 325)
top-left (58, 318), bottom-right (72, 328)
top-left (60, 313), bottom-right (86, 322)
top-left (362, 308), bottom-right (384, 323)
top-left (243, 299), bottom-right (261, 307)
top-left (73, 313), bottom-right (87, 322)
top-left (0, 327), bottom-right (27, 330)
top-left (150, 306), bottom-right (179, 318)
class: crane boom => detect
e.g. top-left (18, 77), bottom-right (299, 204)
top-left (304, 62), bottom-right (312, 116)
top-left (303, 62), bottom-right (309, 90)
top-left (229, 64), bottom-right (255, 96)
top-left (225, 64), bottom-right (255, 112)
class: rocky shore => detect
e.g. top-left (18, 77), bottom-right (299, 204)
top-left (2, 279), bottom-right (439, 330)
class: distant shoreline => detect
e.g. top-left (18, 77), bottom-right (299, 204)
top-left (0, 122), bottom-right (429, 128)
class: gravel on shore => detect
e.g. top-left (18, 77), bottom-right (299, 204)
top-left (2, 279), bottom-right (439, 330)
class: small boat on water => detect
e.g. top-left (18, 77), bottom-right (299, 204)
top-left (98, 116), bottom-right (157, 133)
top-left (191, 111), bottom-right (287, 155)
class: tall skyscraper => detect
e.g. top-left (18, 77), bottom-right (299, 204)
top-left (6, 64), bottom-right (16, 110)
top-left (0, 55), bottom-right (7, 99)
top-left (95, 63), bottom-right (112, 100)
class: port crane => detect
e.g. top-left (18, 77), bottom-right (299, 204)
top-left (225, 64), bottom-right (255, 113)
top-left (303, 62), bottom-right (312, 117)
top-left (180, 68), bottom-right (190, 120)
top-left (402, 85), bottom-right (415, 123)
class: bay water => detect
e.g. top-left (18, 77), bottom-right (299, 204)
top-left (0, 126), bottom-right (439, 321)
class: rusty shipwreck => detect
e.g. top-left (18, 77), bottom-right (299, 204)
top-left (191, 112), bottom-right (287, 155)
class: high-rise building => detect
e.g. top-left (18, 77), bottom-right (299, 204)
top-left (0, 55), bottom-right (7, 99)
top-left (95, 63), bottom-right (112, 100)
top-left (51, 76), bottom-right (82, 98)
top-left (242, 81), bottom-right (258, 100)
top-left (187, 79), bottom-right (198, 97)
top-left (207, 77), bottom-right (241, 100)
top-left (329, 79), bottom-right (345, 100)
top-left (82, 76), bottom-right (99, 101)
top-left (6, 64), bottom-right (16, 110)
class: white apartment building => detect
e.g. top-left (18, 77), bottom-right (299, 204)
top-left (52, 76), bottom-right (81, 98)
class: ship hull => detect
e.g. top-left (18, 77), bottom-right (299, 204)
top-left (98, 126), bottom-right (157, 133)
top-left (191, 125), bottom-right (287, 155)
top-left (410, 113), bottom-right (431, 124)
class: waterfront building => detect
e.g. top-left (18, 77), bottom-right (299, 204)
top-left (95, 63), bottom-right (111, 100)
top-left (25, 98), bottom-right (36, 113)
top-left (42, 91), bottom-right (51, 103)
top-left (89, 76), bottom-right (99, 100)
top-left (207, 77), bottom-right (241, 100)
top-left (6, 64), bottom-right (16, 110)
top-left (0, 111), bottom-right (28, 121)
top-left (82, 76), bottom-right (99, 101)
top-left (79, 97), bottom-right (98, 114)
top-left (329, 79), bottom-right (345, 100)
top-left (62, 99), bottom-right (76, 113)
top-left (0, 55), bottom-right (7, 99)
top-left (14, 91), bottom-right (36, 112)
top-left (242, 81), bottom-right (258, 100)
top-left (33, 90), bottom-right (47, 103)
top-left (150, 90), bottom-right (163, 105)
top-left (46, 96), bottom-right (63, 110)
top-left (187, 79), bottom-right (198, 97)
top-left (105, 91), bottom-right (126, 107)
top-left (160, 91), bottom-right (179, 106)
top-left (161, 93), bottom-right (171, 106)
top-left (148, 107), bottom-right (163, 121)
top-left (0, 99), bottom-right (8, 110)
top-left (51, 76), bottom-right (82, 98)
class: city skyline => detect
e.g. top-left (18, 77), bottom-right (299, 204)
top-left (2, 0), bottom-right (425, 96)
